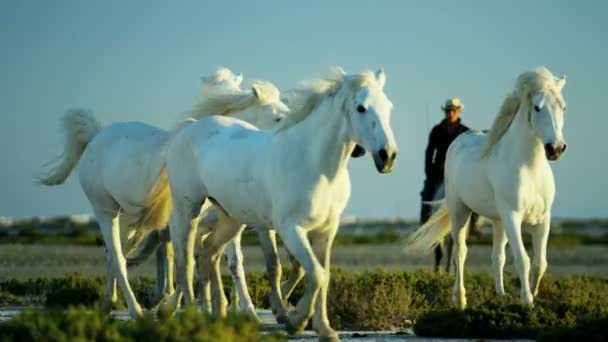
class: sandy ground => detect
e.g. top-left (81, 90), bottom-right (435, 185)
top-left (0, 243), bottom-right (606, 280)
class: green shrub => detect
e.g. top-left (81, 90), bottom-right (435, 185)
top-left (0, 306), bottom-right (281, 342)
top-left (1, 270), bottom-right (608, 338)
top-left (45, 274), bottom-right (105, 308)
top-left (414, 304), bottom-right (565, 339)
top-left (537, 315), bottom-right (607, 342)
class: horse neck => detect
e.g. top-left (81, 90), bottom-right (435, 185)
top-left (284, 93), bottom-right (354, 179)
top-left (498, 104), bottom-right (546, 167)
top-left (228, 108), bottom-right (259, 125)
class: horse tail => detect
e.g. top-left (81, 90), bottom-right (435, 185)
top-left (126, 231), bottom-right (161, 267)
top-left (38, 109), bottom-right (101, 185)
top-left (405, 200), bottom-right (452, 255)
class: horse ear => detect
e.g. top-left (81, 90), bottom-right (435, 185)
top-left (251, 84), bottom-right (260, 99)
top-left (235, 73), bottom-right (243, 86)
top-left (334, 66), bottom-right (346, 78)
top-left (375, 68), bottom-right (386, 88)
top-left (557, 75), bottom-right (566, 90)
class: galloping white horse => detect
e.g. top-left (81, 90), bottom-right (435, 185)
top-left (38, 69), bottom-right (288, 318)
top-left (407, 66), bottom-right (567, 309)
top-left (162, 68), bottom-right (397, 340)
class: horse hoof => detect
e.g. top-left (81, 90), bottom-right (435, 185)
top-left (98, 299), bottom-right (113, 315)
top-left (318, 333), bottom-right (340, 342)
top-left (276, 312), bottom-right (289, 324)
top-left (285, 313), bottom-right (308, 335)
top-left (157, 301), bottom-right (175, 322)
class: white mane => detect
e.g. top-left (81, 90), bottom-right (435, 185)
top-left (189, 81), bottom-right (280, 120)
top-left (274, 70), bottom-right (378, 132)
top-left (480, 66), bottom-right (565, 158)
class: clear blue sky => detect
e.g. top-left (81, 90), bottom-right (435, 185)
top-left (1, 0), bottom-right (606, 220)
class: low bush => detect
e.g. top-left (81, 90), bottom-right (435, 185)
top-left (0, 305), bottom-right (281, 342)
top-left (1, 270), bottom-right (607, 338)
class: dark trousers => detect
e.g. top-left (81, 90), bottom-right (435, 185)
top-left (419, 176), bottom-right (443, 224)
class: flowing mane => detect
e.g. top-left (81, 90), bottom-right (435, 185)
top-left (274, 70), bottom-right (378, 132)
top-left (189, 81), bottom-right (281, 120)
top-left (480, 66), bottom-right (565, 158)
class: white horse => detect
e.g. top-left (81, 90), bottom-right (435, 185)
top-left (38, 69), bottom-right (288, 319)
top-left (127, 74), bottom-right (369, 322)
top-left (161, 68), bottom-right (397, 340)
top-left (407, 66), bottom-right (567, 309)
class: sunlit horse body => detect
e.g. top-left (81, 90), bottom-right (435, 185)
top-left (161, 69), bottom-right (397, 340)
top-left (39, 69), bottom-right (288, 318)
top-left (125, 72), bottom-right (311, 320)
top-left (407, 67), bottom-right (567, 309)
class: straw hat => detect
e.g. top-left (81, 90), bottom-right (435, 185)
top-left (441, 98), bottom-right (464, 111)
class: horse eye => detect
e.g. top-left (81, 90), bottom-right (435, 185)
top-left (534, 105), bottom-right (541, 112)
top-left (563, 106), bottom-right (567, 112)
top-left (356, 105), bottom-right (366, 113)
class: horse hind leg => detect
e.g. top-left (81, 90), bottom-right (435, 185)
top-left (97, 210), bottom-right (143, 318)
top-left (491, 221), bottom-right (508, 296)
top-left (433, 242), bottom-right (444, 272)
top-left (281, 252), bottom-right (305, 302)
top-left (99, 248), bottom-right (117, 314)
top-left (257, 229), bottom-right (289, 322)
top-left (167, 194), bottom-right (205, 314)
top-left (225, 230), bottom-right (259, 320)
top-left (449, 200), bottom-right (472, 310)
top-left (197, 212), bottom-right (246, 318)
top-left (445, 235), bottom-right (455, 273)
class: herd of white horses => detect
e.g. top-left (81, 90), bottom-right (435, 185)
top-left (39, 66), bottom-right (567, 341)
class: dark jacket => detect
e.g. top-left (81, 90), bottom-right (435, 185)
top-left (424, 118), bottom-right (469, 181)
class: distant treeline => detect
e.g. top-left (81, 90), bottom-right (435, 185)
top-left (1, 216), bottom-right (607, 247)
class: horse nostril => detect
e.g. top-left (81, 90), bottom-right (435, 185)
top-left (561, 143), bottom-right (567, 153)
top-left (378, 148), bottom-right (388, 163)
top-left (389, 151), bottom-right (397, 161)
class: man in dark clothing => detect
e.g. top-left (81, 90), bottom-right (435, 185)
top-left (420, 98), bottom-right (469, 223)
top-left (420, 98), bottom-right (480, 272)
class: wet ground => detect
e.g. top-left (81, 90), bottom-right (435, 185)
top-left (0, 243), bottom-right (606, 280)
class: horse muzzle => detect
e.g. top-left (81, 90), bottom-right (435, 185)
top-left (374, 147), bottom-right (397, 173)
top-left (544, 142), bottom-right (567, 161)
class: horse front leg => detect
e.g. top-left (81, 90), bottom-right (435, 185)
top-left (279, 224), bottom-right (324, 335)
top-left (500, 209), bottom-right (533, 305)
top-left (311, 224), bottom-right (339, 342)
top-left (530, 214), bottom-right (550, 297)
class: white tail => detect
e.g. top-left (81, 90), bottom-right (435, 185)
top-left (404, 200), bottom-right (452, 255)
top-left (126, 231), bottom-right (161, 267)
top-left (38, 109), bottom-right (101, 185)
